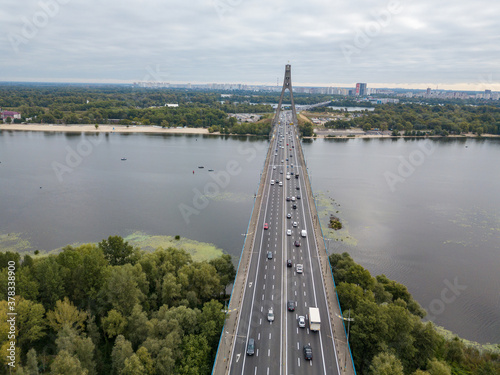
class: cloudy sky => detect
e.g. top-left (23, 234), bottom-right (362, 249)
top-left (1, 0), bottom-right (499, 90)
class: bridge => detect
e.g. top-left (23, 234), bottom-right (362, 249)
top-left (213, 65), bottom-right (356, 375)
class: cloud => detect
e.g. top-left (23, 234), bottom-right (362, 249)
top-left (1, 0), bottom-right (499, 89)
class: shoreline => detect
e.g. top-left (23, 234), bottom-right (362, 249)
top-left (1, 123), bottom-right (499, 139)
top-left (0, 123), bottom-right (212, 135)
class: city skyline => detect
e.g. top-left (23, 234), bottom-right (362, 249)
top-left (1, 0), bottom-right (500, 90)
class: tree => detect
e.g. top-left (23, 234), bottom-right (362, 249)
top-left (100, 263), bottom-right (148, 316)
top-left (178, 335), bottom-right (211, 375)
top-left (111, 335), bottom-right (134, 375)
top-left (33, 256), bottom-right (66, 308)
top-left (369, 352), bottom-right (404, 375)
top-left (47, 297), bottom-right (88, 333)
top-left (16, 298), bottom-right (46, 354)
top-left (51, 350), bottom-right (88, 375)
top-left (55, 325), bottom-right (96, 375)
top-left (209, 254), bottom-right (236, 296)
top-left (178, 262), bottom-right (220, 303)
top-left (427, 359), bottom-right (451, 375)
top-left (126, 304), bottom-right (149, 348)
top-left (98, 236), bottom-right (138, 266)
top-left (26, 348), bottom-right (38, 375)
top-left (102, 309), bottom-right (127, 338)
top-left (198, 300), bottom-right (225, 354)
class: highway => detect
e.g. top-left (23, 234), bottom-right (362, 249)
top-left (228, 111), bottom-right (340, 374)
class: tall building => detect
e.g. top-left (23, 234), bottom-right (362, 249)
top-left (355, 83), bottom-right (367, 96)
top-left (426, 87), bottom-right (431, 96)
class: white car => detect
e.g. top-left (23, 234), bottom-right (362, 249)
top-left (270, 180), bottom-right (275, 185)
top-left (279, 181), bottom-right (283, 186)
top-left (273, 166), bottom-right (276, 170)
top-left (291, 196), bottom-right (296, 201)
top-left (268, 308), bottom-right (275, 322)
top-left (287, 229), bottom-right (292, 236)
top-left (293, 222), bottom-right (298, 227)
top-left (296, 264), bottom-right (303, 274)
top-left (298, 316), bottom-right (306, 328)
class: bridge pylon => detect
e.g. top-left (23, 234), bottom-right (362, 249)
top-left (274, 64), bottom-right (298, 125)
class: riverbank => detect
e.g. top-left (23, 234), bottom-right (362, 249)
top-left (0, 123), bottom-right (212, 135)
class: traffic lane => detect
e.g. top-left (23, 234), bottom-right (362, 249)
top-left (240, 164), bottom-right (286, 374)
top-left (295, 141), bottom-right (340, 375)
top-left (231, 160), bottom-right (280, 373)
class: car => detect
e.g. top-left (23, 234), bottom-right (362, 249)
top-left (287, 229), bottom-right (292, 236)
top-left (275, 179), bottom-right (279, 183)
top-left (303, 344), bottom-right (313, 360)
top-left (267, 251), bottom-right (273, 259)
top-left (287, 213), bottom-right (291, 219)
top-left (270, 180), bottom-right (274, 185)
top-left (267, 308), bottom-right (274, 322)
top-left (295, 174), bottom-right (299, 179)
top-left (291, 196), bottom-right (296, 201)
top-left (286, 175), bottom-right (291, 180)
top-left (247, 338), bottom-right (255, 355)
top-left (286, 158), bottom-right (288, 161)
top-left (292, 145), bottom-right (295, 148)
top-left (281, 160), bottom-right (284, 163)
top-left (280, 170), bottom-right (283, 174)
top-left (279, 181), bottom-right (283, 186)
top-left (290, 172), bottom-right (294, 175)
top-left (296, 195), bottom-right (301, 199)
top-left (298, 316), bottom-right (306, 328)
top-left (286, 196), bottom-right (290, 201)
top-left (287, 300), bottom-right (295, 311)
top-left (292, 204), bottom-right (297, 209)
top-left (296, 186), bottom-right (300, 190)
top-left (290, 155), bottom-right (293, 157)
top-left (293, 221), bottom-right (298, 227)
top-left (273, 166), bottom-right (276, 170)
top-left (294, 240), bottom-right (300, 247)
top-left (263, 223), bottom-right (269, 230)
top-left (296, 264), bottom-right (303, 273)
top-left (287, 259), bottom-right (292, 267)
top-left (291, 164), bottom-right (294, 168)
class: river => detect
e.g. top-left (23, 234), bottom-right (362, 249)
top-left (0, 131), bottom-right (498, 343)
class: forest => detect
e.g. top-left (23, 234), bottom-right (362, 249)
top-left (0, 85), bottom-right (274, 136)
top-left (0, 237), bottom-right (236, 374)
top-left (322, 103), bottom-right (500, 135)
top-left (330, 252), bottom-right (500, 375)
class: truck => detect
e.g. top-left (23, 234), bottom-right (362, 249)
top-left (308, 307), bottom-right (321, 331)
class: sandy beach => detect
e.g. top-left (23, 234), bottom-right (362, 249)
top-left (0, 123), bottom-right (212, 135)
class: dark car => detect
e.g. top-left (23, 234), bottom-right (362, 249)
top-left (296, 186), bottom-right (300, 190)
top-left (296, 195), bottom-right (301, 199)
top-left (294, 240), bottom-right (300, 247)
top-left (286, 259), bottom-right (292, 267)
top-left (247, 338), bottom-right (255, 356)
top-left (292, 204), bottom-right (297, 209)
top-left (286, 196), bottom-right (291, 201)
top-left (287, 300), bottom-right (295, 311)
top-left (303, 344), bottom-right (313, 360)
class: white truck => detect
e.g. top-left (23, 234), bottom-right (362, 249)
top-left (308, 307), bottom-right (321, 331)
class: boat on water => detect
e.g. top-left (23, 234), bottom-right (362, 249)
top-left (198, 166), bottom-right (204, 168)
top-left (121, 158), bottom-right (127, 161)
top-left (208, 169), bottom-right (214, 172)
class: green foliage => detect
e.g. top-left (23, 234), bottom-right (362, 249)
top-left (329, 252), bottom-right (496, 375)
top-left (98, 236), bottom-right (138, 266)
top-left (369, 352), bottom-right (404, 375)
top-left (50, 350), bottom-right (88, 375)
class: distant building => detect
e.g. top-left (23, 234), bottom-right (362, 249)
top-left (165, 104), bottom-right (179, 107)
top-left (1, 110), bottom-right (21, 121)
top-left (426, 87), bottom-right (431, 96)
top-left (355, 83), bottom-right (367, 96)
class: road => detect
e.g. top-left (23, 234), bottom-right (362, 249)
top-left (228, 111), bottom-right (340, 374)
